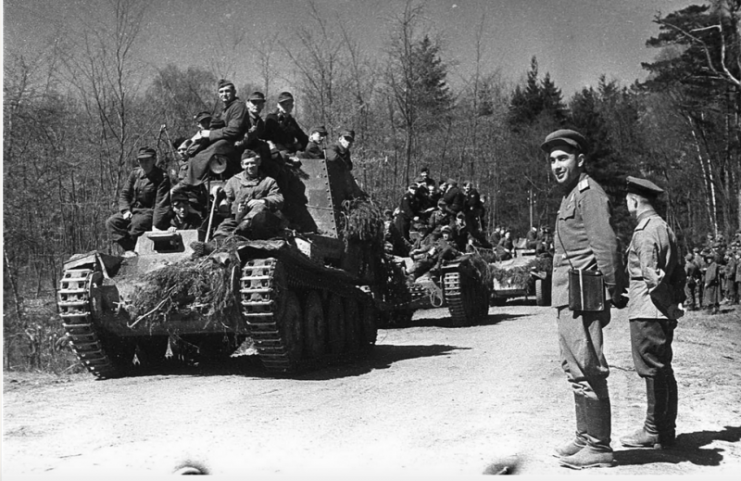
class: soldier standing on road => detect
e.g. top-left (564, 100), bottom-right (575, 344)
top-left (684, 253), bottom-right (699, 311)
top-left (619, 176), bottom-right (684, 451)
top-left (543, 129), bottom-right (627, 470)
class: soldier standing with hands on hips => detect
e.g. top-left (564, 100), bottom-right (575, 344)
top-left (619, 176), bottom-right (683, 450)
top-left (542, 129), bottom-right (627, 470)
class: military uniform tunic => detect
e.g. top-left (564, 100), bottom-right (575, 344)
top-left (552, 173), bottom-right (625, 401)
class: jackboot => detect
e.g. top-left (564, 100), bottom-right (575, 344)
top-left (621, 377), bottom-right (661, 448)
top-left (553, 393), bottom-right (588, 458)
top-left (661, 372), bottom-right (678, 448)
top-left (559, 397), bottom-right (614, 469)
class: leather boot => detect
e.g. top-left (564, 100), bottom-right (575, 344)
top-left (553, 394), bottom-right (588, 458)
top-left (661, 372), bottom-right (678, 447)
top-left (621, 377), bottom-right (666, 448)
top-left (560, 398), bottom-right (614, 469)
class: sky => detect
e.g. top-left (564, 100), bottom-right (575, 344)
top-left (4, 0), bottom-right (699, 97)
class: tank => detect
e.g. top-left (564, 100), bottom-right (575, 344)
top-left (489, 244), bottom-right (552, 306)
top-left (378, 252), bottom-right (492, 327)
top-left (56, 158), bottom-right (386, 378)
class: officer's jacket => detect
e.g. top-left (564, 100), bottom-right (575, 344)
top-left (301, 141), bottom-right (324, 159)
top-left (264, 112), bottom-right (308, 153)
top-left (552, 173), bottom-right (625, 309)
top-left (210, 98), bottom-right (249, 143)
top-left (223, 171), bottom-right (284, 216)
top-left (442, 186), bottom-right (464, 214)
top-left (627, 209), bottom-right (681, 320)
top-left (398, 192), bottom-right (419, 220)
top-left (118, 166), bottom-right (170, 229)
top-left (242, 111), bottom-right (265, 147)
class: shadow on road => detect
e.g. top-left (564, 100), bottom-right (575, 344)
top-left (614, 425), bottom-right (741, 467)
top-left (410, 313), bottom-right (530, 329)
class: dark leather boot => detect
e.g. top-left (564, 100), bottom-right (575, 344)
top-left (621, 377), bottom-right (665, 449)
top-left (660, 371), bottom-right (678, 448)
top-left (554, 394), bottom-right (588, 458)
top-left (560, 397), bottom-right (614, 469)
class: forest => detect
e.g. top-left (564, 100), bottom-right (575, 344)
top-left (3, 0), bottom-right (741, 371)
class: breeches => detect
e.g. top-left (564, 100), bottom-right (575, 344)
top-left (215, 204), bottom-right (280, 239)
top-left (106, 210), bottom-right (153, 242)
top-left (557, 308), bottom-right (611, 400)
top-left (629, 318), bottom-right (676, 378)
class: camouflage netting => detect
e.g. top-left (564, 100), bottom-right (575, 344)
top-left (489, 256), bottom-right (553, 290)
top-left (340, 198), bottom-right (410, 303)
top-left (126, 236), bottom-right (249, 324)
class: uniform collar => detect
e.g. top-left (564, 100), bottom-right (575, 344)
top-left (138, 166), bottom-right (161, 179)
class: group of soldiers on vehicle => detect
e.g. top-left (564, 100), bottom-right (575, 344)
top-left (381, 166), bottom-right (555, 282)
top-left (106, 79), bottom-right (363, 256)
top-left (683, 232), bottom-right (741, 314)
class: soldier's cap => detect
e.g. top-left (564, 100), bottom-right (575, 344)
top-left (241, 149), bottom-right (260, 160)
top-left (441, 225), bottom-right (452, 233)
top-left (247, 91), bottom-right (266, 102)
top-left (540, 129), bottom-right (588, 153)
top-left (685, 253), bottom-right (694, 261)
top-left (340, 129), bottom-right (355, 140)
top-left (137, 147), bottom-right (157, 160)
top-left (626, 176), bottom-right (664, 199)
top-left (383, 209), bottom-right (392, 215)
top-left (194, 111), bottom-right (212, 123)
top-left (171, 191), bottom-right (190, 205)
top-left (446, 178), bottom-right (457, 186)
top-left (437, 199), bottom-right (447, 206)
top-left (420, 166), bottom-right (430, 173)
top-left (693, 247), bottom-right (700, 253)
top-left (408, 183), bottom-right (418, 190)
top-left (277, 91), bottom-right (294, 103)
top-left (217, 79), bottom-right (235, 90)
top-left (310, 125), bottom-right (328, 136)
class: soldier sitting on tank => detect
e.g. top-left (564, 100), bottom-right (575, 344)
top-left (299, 125), bottom-right (328, 159)
top-left (409, 225), bottom-right (461, 280)
top-left (234, 91), bottom-right (271, 162)
top-left (218, 148), bottom-right (283, 236)
top-left (179, 79), bottom-right (249, 188)
top-left (106, 147), bottom-right (171, 256)
top-left (384, 209), bottom-right (411, 257)
top-left (264, 91), bottom-right (308, 157)
top-left (326, 129), bottom-right (367, 204)
top-left (167, 191), bottom-right (203, 231)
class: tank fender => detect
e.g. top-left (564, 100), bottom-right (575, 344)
top-left (63, 251), bottom-right (123, 279)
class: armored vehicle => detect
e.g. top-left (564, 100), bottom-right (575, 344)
top-left (57, 157), bottom-right (387, 378)
top-left (379, 252), bottom-right (492, 327)
top-left (489, 242), bottom-right (551, 306)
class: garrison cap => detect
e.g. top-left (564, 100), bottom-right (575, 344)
top-left (310, 125), bottom-right (328, 136)
top-left (441, 225), bottom-right (452, 233)
top-left (541, 129), bottom-right (588, 153)
top-left (247, 91), bottom-right (266, 102)
top-left (194, 111), bottom-right (212, 123)
top-left (171, 191), bottom-right (190, 205)
top-left (137, 147), bottom-right (157, 159)
top-left (241, 149), bottom-right (259, 160)
top-left (217, 79), bottom-right (235, 90)
top-left (626, 176), bottom-right (664, 199)
top-left (340, 129), bottom-right (355, 140)
top-left (446, 178), bottom-right (457, 187)
top-left (277, 91), bottom-right (294, 103)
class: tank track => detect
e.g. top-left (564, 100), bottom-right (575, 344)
top-left (443, 270), bottom-right (467, 324)
top-left (443, 268), bottom-right (490, 326)
top-left (57, 268), bottom-right (123, 379)
top-left (240, 256), bottom-right (376, 373)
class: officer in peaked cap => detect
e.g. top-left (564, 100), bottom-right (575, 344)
top-left (545, 127), bottom-right (627, 470)
top-left (626, 176), bottom-right (664, 199)
top-left (620, 174), bottom-right (682, 451)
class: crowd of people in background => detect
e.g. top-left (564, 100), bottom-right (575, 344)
top-left (683, 232), bottom-right (741, 314)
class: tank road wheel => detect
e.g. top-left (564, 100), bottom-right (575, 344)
top-left (327, 294), bottom-right (346, 354)
top-left (344, 298), bottom-right (362, 351)
top-left (304, 290), bottom-right (327, 359)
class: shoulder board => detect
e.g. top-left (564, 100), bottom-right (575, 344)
top-left (578, 179), bottom-right (590, 192)
top-left (636, 217), bottom-right (651, 231)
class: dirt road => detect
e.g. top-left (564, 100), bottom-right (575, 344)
top-left (3, 302), bottom-right (741, 478)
